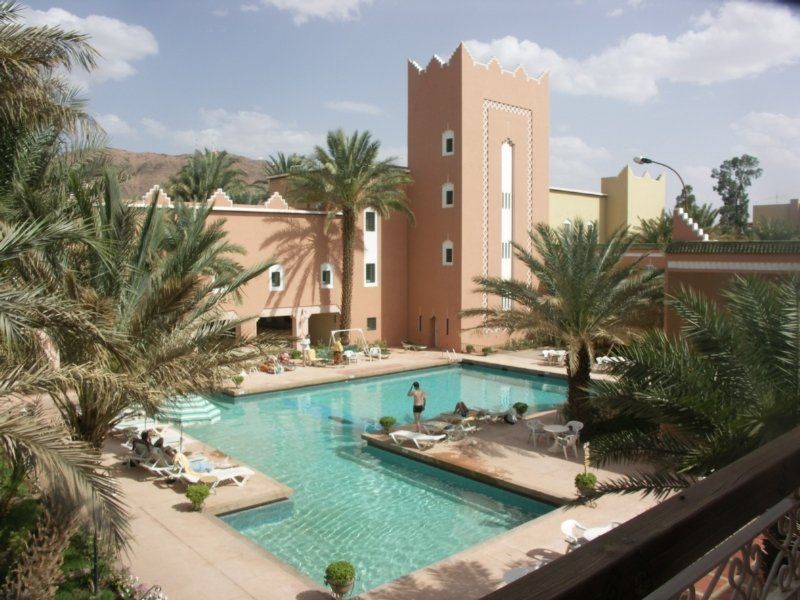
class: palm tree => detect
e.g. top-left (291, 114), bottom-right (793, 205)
top-left (50, 174), bottom-right (285, 448)
top-left (0, 219), bottom-right (129, 596)
top-left (635, 211), bottom-right (672, 244)
top-left (463, 220), bottom-right (663, 423)
top-left (587, 276), bottom-right (800, 499)
top-left (0, 1), bottom-right (97, 131)
top-left (263, 152), bottom-right (305, 177)
top-left (168, 148), bottom-right (247, 202)
top-left (287, 129), bottom-right (413, 332)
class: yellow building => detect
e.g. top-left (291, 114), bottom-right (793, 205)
top-left (548, 166), bottom-right (666, 240)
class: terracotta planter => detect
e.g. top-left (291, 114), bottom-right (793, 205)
top-left (576, 484), bottom-right (595, 498)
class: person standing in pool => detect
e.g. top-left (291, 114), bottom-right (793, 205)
top-left (408, 381), bottom-right (426, 432)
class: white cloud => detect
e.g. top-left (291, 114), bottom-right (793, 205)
top-left (465, 1), bottom-right (800, 102)
top-left (731, 111), bottom-right (800, 202)
top-left (324, 100), bottom-right (383, 116)
top-left (550, 135), bottom-right (611, 189)
top-left (247, 0), bottom-right (371, 24)
top-left (164, 109), bottom-right (322, 157)
top-left (23, 8), bottom-right (157, 86)
top-left (140, 117), bottom-right (169, 138)
top-left (607, 7), bottom-right (624, 18)
top-left (96, 113), bottom-right (133, 136)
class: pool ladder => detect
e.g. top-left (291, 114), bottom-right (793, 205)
top-left (442, 348), bottom-right (459, 362)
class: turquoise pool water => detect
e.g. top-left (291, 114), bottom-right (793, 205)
top-left (189, 365), bottom-right (566, 593)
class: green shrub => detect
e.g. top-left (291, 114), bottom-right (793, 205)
top-left (378, 416), bottom-right (396, 432)
top-left (574, 472), bottom-right (597, 490)
top-left (325, 560), bottom-right (355, 586)
top-left (465, 344), bottom-right (475, 354)
top-left (231, 375), bottom-right (244, 388)
top-left (376, 339), bottom-right (388, 350)
top-left (289, 349), bottom-right (302, 359)
top-left (185, 483), bottom-right (210, 511)
top-left (512, 402), bottom-right (528, 416)
top-left (482, 346), bottom-right (493, 355)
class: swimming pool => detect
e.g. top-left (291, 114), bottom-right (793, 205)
top-left (189, 365), bottom-right (566, 593)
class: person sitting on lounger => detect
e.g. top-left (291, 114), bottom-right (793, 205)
top-left (453, 401), bottom-right (470, 418)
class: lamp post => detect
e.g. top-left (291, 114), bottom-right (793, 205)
top-left (633, 155), bottom-right (689, 210)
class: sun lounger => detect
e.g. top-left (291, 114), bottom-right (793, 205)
top-left (389, 430), bottom-right (446, 449)
top-left (401, 341), bottom-right (428, 351)
top-left (174, 453), bottom-right (253, 490)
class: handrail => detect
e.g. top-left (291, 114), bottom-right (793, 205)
top-left (483, 426), bottom-right (800, 600)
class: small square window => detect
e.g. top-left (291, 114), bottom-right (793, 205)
top-left (446, 137), bottom-right (453, 154)
top-left (322, 270), bottom-right (331, 286)
top-left (271, 271), bottom-right (281, 288)
top-left (365, 211), bottom-right (376, 232)
top-left (366, 317), bottom-right (377, 331)
top-left (445, 189), bottom-right (454, 205)
top-left (445, 248), bottom-right (453, 264)
top-left (269, 265), bottom-right (284, 291)
top-left (442, 130), bottom-right (455, 156)
top-left (365, 263), bottom-right (376, 284)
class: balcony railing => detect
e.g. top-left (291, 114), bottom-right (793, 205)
top-left (484, 427), bottom-right (800, 600)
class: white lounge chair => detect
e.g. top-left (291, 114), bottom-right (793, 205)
top-left (174, 453), bottom-right (254, 491)
top-left (561, 519), bottom-right (619, 551)
top-left (389, 430), bottom-right (446, 449)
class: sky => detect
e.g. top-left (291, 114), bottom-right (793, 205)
top-left (20, 0), bottom-right (800, 209)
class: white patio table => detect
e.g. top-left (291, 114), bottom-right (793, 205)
top-left (543, 424), bottom-right (569, 452)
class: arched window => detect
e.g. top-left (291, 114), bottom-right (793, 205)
top-left (321, 262), bottom-right (334, 289)
top-left (268, 264), bottom-right (284, 291)
top-left (442, 240), bottom-right (454, 266)
top-left (441, 182), bottom-right (454, 208)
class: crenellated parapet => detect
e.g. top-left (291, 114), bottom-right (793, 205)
top-left (408, 42), bottom-right (547, 86)
top-left (206, 188), bottom-right (234, 206)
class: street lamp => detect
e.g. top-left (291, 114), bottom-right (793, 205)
top-left (633, 155), bottom-right (689, 210)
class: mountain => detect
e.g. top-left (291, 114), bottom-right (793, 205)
top-left (106, 148), bottom-right (266, 201)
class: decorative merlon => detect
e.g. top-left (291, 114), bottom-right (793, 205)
top-left (206, 188), bottom-right (233, 206)
top-left (141, 185), bottom-right (172, 206)
top-left (264, 192), bottom-right (289, 209)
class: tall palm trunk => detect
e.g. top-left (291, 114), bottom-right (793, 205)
top-left (566, 344), bottom-right (592, 422)
top-left (2, 507), bottom-right (79, 600)
top-left (339, 210), bottom-right (356, 334)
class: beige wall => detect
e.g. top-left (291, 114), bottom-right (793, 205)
top-left (753, 199), bottom-right (800, 226)
top-left (548, 188), bottom-right (604, 233)
top-left (601, 166), bottom-right (665, 239)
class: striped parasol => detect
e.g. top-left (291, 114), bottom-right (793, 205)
top-left (158, 394), bottom-right (221, 451)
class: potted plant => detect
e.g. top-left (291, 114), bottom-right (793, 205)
top-left (324, 560), bottom-right (355, 598)
top-left (482, 346), bottom-right (493, 356)
top-left (574, 472), bottom-right (597, 498)
top-left (378, 416), bottom-right (396, 434)
top-left (185, 483), bottom-right (210, 511)
top-left (231, 374), bottom-right (244, 389)
top-left (512, 402), bottom-right (528, 418)
top-left (465, 344), bottom-right (475, 354)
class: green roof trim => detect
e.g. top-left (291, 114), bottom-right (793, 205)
top-left (667, 241), bottom-right (800, 255)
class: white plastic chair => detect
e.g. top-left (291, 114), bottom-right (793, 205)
top-left (565, 420), bottom-right (584, 441)
top-left (526, 419), bottom-right (547, 447)
top-left (343, 350), bottom-right (359, 364)
top-left (557, 433), bottom-right (579, 459)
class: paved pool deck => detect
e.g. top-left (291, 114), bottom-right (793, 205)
top-left (113, 348), bottom-right (654, 599)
